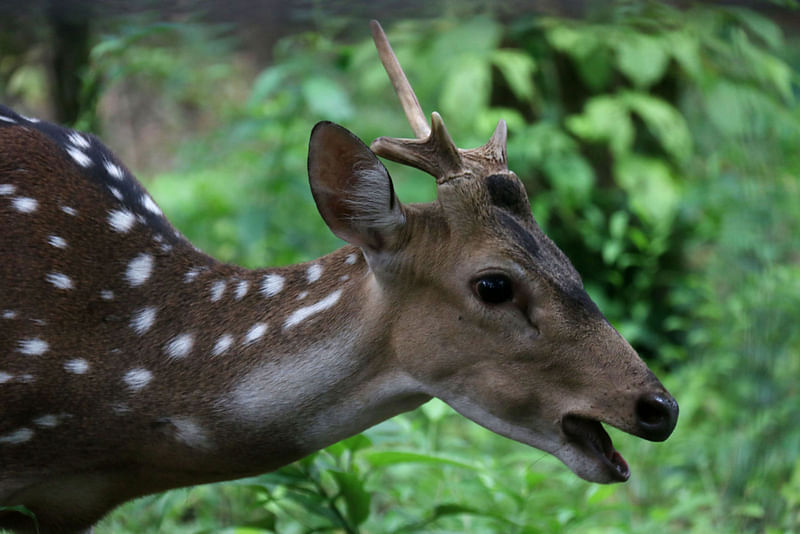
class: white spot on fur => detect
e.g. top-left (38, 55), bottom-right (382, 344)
top-left (64, 358), bottom-right (89, 374)
top-left (211, 334), bottom-right (234, 356)
top-left (12, 197), bottom-right (37, 213)
top-left (307, 264), bottom-right (323, 283)
top-left (108, 186), bottom-right (123, 201)
top-left (0, 115), bottom-right (16, 123)
top-left (61, 205), bottom-right (78, 216)
top-left (125, 253), bottom-right (154, 287)
top-left (68, 131), bottom-right (90, 149)
top-left (141, 194), bottom-right (162, 215)
top-left (345, 253), bottom-right (357, 265)
top-left (131, 306), bottom-right (157, 335)
top-left (19, 374), bottom-right (34, 383)
top-left (210, 280), bottom-right (226, 302)
top-left (104, 159), bottom-right (124, 180)
top-left (33, 414), bottom-right (59, 428)
top-left (184, 267), bottom-right (202, 283)
top-left (46, 272), bottom-right (73, 290)
top-left (66, 146), bottom-right (92, 167)
top-left (165, 333), bottom-right (194, 359)
top-left (297, 291), bottom-right (308, 300)
top-left (234, 280), bottom-right (249, 300)
top-left (0, 428), bottom-right (33, 445)
top-left (0, 372), bottom-right (12, 383)
top-left (243, 323), bottom-right (268, 346)
top-left (18, 338), bottom-right (49, 355)
top-left (284, 289), bottom-right (342, 329)
top-left (340, 275), bottom-right (350, 282)
top-left (123, 368), bottom-right (152, 391)
top-left (48, 235), bottom-right (67, 249)
top-left (20, 114), bottom-right (40, 123)
top-left (0, 184), bottom-right (15, 195)
top-left (108, 209), bottom-right (137, 233)
top-left (100, 289), bottom-right (114, 300)
top-left (169, 417), bottom-right (212, 449)
top-left (2, 310), bottom-right (17, 319)
top-left (111, 402), bottom-right (131, 414)
top-left (261, 274), bottom-right (284, 297)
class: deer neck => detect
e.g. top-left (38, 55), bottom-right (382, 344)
top-left (106, 242), bottom-right (430, 477)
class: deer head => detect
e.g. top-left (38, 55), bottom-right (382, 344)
top-left (308, 21), bottom-right (678, 483)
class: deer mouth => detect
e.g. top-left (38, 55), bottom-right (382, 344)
top-left (562, 414), bottom-right (630, 482)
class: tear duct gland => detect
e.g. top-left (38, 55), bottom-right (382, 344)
top-left (0, 20), bottom-right (677, 534)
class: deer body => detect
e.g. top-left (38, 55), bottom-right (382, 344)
top-left (1, 22), bottom-right (677, 534)
top-left (0, 114), bottom-right (433, 532)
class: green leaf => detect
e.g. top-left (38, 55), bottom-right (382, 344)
top-left (282, 490), bottom-right (342, 525)
top-left (249, 65), bottom-right (289, 106)
top-left (545, 25), bottom-right (613, 89)
top-left (325, 433), bottom-right (372, 459)
top-left (491, 49), bottom-right (536, 102)
top-left (329, 470), bottom-right (371, 526)
top-left (441, 56), bottom-right (491, 126)
top-left (727, 7), bottom-right (783, 49)
top-left (546, 24), bottom-right (599, 58)
top-left (566, 95), bottom-right (633, 155)
top-left (432, 16), bottom-right (500, 59)
top-left (609, 210), bottom-right (629, 240)
top-left (420, 397), bottom-right (450, 422)
top-left (733, 501), bottom-right (766, 519)
top-left (665, 31), bottom-right (702, 81)
top-left (614, 33), bottom-right (669, 88)
top-left (301, 77), bottom-right (354, 122)
top-left (363, 450), bottom-right (478, 471)
top-left (575, 45), bottom-right (614, 91)
top-left (585, 483), bottom-right (620, 505)
top-left (399, 503), bottom-right (519, 532)
top-left (614, 154), bottom-right (680, 227)
top-left (542, 152), bottom-right (595, 205)
top-left (621, 91), bottom-right (693, 163)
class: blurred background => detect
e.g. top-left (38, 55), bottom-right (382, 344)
top-left (1, 0), bottom-right (799, 532)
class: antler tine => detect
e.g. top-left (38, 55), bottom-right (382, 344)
top-left (462, 119), bottom-right (508, 171)
top-left (369, 20), bottom-right (462, 182)
top-left (369, 20), bottom-right (508, 183)
top-left (372, 112), bottom-right (463, 183)
top-left (369, 20), bottom-right (430, 139)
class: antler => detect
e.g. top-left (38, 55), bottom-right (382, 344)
top-left (369, 20), bottom-right (508, 184)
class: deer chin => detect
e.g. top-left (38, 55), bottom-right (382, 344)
top-left (559, 414), bottom-right (630, 483)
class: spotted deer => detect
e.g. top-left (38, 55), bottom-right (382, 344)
top-left (0, 21), bottom-right (677, 534)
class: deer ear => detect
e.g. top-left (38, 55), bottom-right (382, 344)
top-left (308, 121), bottom-right (405, 251)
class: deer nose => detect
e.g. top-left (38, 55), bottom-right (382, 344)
top-left (635, 392), bottom-right (679, 442)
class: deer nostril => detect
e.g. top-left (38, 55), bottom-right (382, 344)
top-left (635, 393), bottom-right (679, 442)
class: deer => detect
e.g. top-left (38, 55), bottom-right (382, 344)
top-left (0, 20), bottom-right (678, 534)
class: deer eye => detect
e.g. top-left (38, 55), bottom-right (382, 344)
top-left (474, 274), bottom-right (513, 304)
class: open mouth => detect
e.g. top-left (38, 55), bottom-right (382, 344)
top-left (562, 414), bottom-right (630, 482)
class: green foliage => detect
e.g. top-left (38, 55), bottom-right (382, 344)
top-left (4, 3), bottom-right (793, 533)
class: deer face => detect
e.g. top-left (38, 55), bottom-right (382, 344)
top-left (308, 121), bottom-right (678, 483)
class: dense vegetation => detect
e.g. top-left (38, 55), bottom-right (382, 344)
top-left (2, 2), bottom-right (799, 532)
